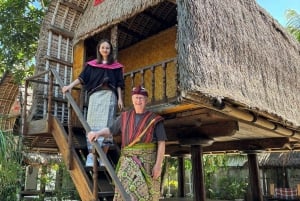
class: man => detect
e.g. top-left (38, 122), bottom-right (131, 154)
top-left (88, 85), bottom-right (167, 201)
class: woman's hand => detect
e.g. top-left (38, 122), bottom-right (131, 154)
top-left (118, 98), bottom-right (124, 111)
top-left (62, 85), bottom-right (71, 94)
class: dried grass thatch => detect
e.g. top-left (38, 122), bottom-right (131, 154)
top-left (259, 151), bottom-right (300, 167)
top-left (177, 0), bottom-right (300, 127)
top-left (74, 0), bottom-right (163, 43)
top-left (0, 73), bottom-right (19, 131)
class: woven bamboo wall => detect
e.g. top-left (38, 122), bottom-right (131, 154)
top-left (118, 27), bottom-right (177, 106)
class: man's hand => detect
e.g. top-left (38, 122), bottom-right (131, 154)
top-left (87, 131), bottom-right (98, 142)
top-left (152, 163), bottom-right (162, 180)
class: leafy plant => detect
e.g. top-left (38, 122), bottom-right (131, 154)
top-left (286, 9), bottom-right (300, 42)
top-left (0, 129), bottom-right (22, 201)
top-left (218, 177), bottom-right (247, 200)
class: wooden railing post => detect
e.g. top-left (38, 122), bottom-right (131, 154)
top-left (162, 62), bottom-right (167, 101)
top-left (93, 149), bottom-right (99, 200)
top-left (151, 66), bottom-right (155, 102)
top-left (47, 72), bottom-right (54, 132)
top-left (67, 102), bottom-right (73, 170)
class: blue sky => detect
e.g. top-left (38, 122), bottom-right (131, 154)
top-left (256, 0), bottom-right (300, 26)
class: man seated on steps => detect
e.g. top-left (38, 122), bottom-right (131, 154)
top-left (88, 85), bottom-right (167, 201)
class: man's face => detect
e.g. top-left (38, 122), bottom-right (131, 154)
top-left (132, 94), bottom-right (147, 111)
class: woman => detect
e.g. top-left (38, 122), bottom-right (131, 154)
top-left (62, 39), bottom-right (124, 166)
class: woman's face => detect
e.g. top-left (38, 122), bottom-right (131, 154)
top-left (98, 41), bottom-right (111, 58)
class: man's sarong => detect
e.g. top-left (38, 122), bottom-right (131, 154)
top-left (113, 143), bottom-right (161, 201)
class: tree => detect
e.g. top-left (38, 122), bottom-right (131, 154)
top-left (285, 9), bottom-right (300, 42)
top-left (0, 0), bottom-right (48, 82)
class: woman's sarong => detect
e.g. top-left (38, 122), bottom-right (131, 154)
top-left (86, 90), bottom-right (116, 149)
top-left (113, 143), bottom-right (161, 201)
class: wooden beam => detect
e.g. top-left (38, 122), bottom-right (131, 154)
top-left (48, 25), bottom-right (74, 39)
top-left (44, 55), bottom-right (73, 67)
top-left (165, 137), bottom-right (290, 155)
top-left (203, 137), bottom-right (290, 152)
top-left (59, 0), bottom-right (84, 13)
top-left (167, 0), bottom-right (176, 4)
top-left (170, 120), bottom-right (238, 140)
top-left (118, 24), bottom-right (144, 40)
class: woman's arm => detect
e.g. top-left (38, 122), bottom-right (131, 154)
top-left (117, 86), bottom-right (123, 111)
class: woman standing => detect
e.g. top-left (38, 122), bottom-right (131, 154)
top-left (62, 39), bottom-right (124, 166)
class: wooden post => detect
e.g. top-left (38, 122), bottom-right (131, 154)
top-left (93, 150), bottom-right (98, 200)
top-left (67, 103), bottom-right (73, 170)
top-left (247, 152), bottom-right (263, 201)
top-left (191, 145), bottom-right (206, 201)
top-left (269, 183), bottom-right (275, 196)
top-left (111, 25), bottom-right (118, 59)
top-left (177, 156), bottom-right (185, 197)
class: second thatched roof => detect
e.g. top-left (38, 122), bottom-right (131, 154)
top-left (177, 0), bottom-right (300, 127)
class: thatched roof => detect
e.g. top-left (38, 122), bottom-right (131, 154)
top-left (0, 73), bottom-right (19, 131)
top-left (177, 0), bottom-right (300, 127)
top-left (259, 151), bottom-right (300, 167)
top-left (74, 0), bottom-right (163, 43)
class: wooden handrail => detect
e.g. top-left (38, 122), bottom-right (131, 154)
top-left (50, 69), bottom-right (131, 201)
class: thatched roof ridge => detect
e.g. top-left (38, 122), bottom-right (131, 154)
top-left (74, 0), bottom-right (163, 43)
top-left (177, 0), bottom-right (300, 127)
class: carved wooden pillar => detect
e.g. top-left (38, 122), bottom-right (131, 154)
top-left (247, 152), bottom-right (263, 201)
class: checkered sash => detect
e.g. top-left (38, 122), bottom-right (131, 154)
top-left (275, 188), bottom-right (298, 200)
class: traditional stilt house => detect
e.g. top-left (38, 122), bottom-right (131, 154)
top-left (22, 0), bottom-right (300, 201)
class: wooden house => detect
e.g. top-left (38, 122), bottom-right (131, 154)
top-left (21, 0), bottom-right (300, 201)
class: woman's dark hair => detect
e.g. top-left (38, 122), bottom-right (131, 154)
top-left (96, 39), bottom-right (115, 64)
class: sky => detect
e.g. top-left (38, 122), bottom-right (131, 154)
top-left (256, 0), bottom-right (300, 27)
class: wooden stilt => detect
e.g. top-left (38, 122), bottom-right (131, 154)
top-left (178, 156), bottom-right (185, 197)
top-left (247, 152), bottom-right (263, 201)
top-left (191, 145), bottom-right (205, 201)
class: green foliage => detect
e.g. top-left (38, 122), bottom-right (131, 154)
top-left (218, 177), bottom-right (247, 200)
top-left (286, 9), bottom-right (300, 42)
top-left (203, 154), bottom-right (229, 198)
top-left (0, 0), bottom-right (48, 82)
top-left (0, 129), bottom-right (22, 200)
